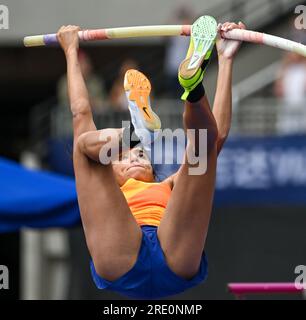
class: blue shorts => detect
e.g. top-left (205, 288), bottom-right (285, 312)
top-left (90, 225), bottom-right (208, 299)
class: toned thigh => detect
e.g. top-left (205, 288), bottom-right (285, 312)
top-left (73, 145), bottom-right (142, 281)
top-left (157, 146), bottom-right (217, 279)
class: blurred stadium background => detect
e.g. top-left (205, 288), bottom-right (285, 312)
top-left (0, 0), bottom-right (306, 300)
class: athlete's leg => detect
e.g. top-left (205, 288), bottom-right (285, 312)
top-left (158, 16), bottom-right (219, 280)
top-left (57, 26), bottom-right (142, 281)
top-left (74, 135), bottom-right (142, 282)
top-left (158, 96), bottom-right (218, 279)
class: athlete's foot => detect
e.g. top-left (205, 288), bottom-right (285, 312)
top-left (124, 69), bottom-right (161, 132)
top-left (124, 69), bottom-right (161, 159)
top-left (178, 15), bottom-right (217, 101)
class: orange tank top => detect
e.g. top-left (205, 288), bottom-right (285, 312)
top-left (120, 178), bottom-right (172, 227)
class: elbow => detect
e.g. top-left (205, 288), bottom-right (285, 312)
top-left (216, 132), bottom-right (229, 154)
top-left (217, 124), bottom-right (230, 143)
top-left (218, 132), bottom-right (228, 144)
top-left (71, 99), bottom-right (91, 118)
top-left (76, 130), bottom-right (115, 163)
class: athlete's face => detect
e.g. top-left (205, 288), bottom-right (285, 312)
top-left (113, 147), bottom-right (155, 186)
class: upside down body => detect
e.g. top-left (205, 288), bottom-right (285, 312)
top-left (56, 18), bottom-right (246, 299)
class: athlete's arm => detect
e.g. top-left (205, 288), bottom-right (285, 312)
top-left (77, 128), bottom-right (124, 163)
top-left (213, 22), bottom-right (246, 155)
top-left (57, 25), bottom-right (96, 138)
top-left (213, 58), bottom-right (233, 155)
top-left (77, 123), bottom-right (142, 163)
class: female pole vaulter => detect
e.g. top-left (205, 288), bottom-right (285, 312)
top-left (57, 16), bottom-right (245, 299)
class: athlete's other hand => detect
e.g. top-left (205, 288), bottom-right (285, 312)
top-left (216, 22), bottom-right (246, 60)
top-left (57, 25), bottom-right (81, 55)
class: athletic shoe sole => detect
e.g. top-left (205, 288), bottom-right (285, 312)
top-left (179, 15), bottom-right (217, 81)
top-left (124, 69), bottom-right (161, 131)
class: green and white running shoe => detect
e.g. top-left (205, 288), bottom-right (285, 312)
top-left (178, 15), bottom-right (217, 101)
